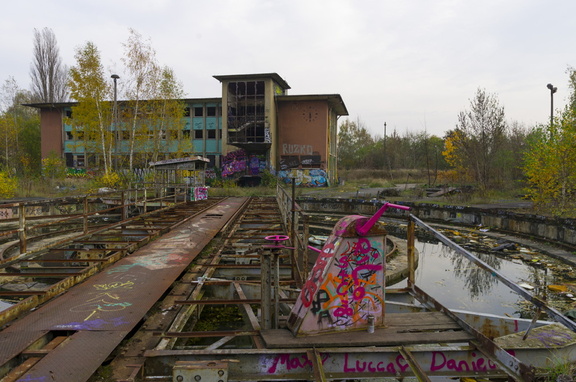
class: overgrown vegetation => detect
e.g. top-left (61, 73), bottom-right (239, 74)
top-left (337, 69), bottom-right (576, 216)
top-left (184, 305), bottom-right (245, 346)
top-left (523, 69), bottom-right (576, 216)
top-left (537, 355), bottom-right (576, 382)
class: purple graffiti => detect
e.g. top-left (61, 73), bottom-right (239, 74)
top-left (344, 353), bottom-right (409, 374)
top-left (267, 353), bottom-right (329, 373)
top-left (55, 316), bottom-right (128, 330)
top-left (430, 351), bottom-right (499, 372)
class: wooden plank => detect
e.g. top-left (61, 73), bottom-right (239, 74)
top-left (387, 312), bottom-right (462, 330)
top-left (261, 327), bottom-right (473, 348)
top-left (261, 313), bottom-right (473, 348)
top-left (2, 336), bottom-right (68, 382)
top-left (2, 357), bottom-right (42, 382)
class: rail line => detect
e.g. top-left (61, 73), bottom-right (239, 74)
top-left (0, 195), bottom-right (225, 327)
top-left (0, 196), bottom-right (246, 381)
top-left (1, 191), bottom-right (574, 381)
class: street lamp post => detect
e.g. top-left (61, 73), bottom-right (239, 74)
top-left (383, 121), bottom-right (387, 164)
top-left (111, 74), bottom-right (120, 170)
top-left (547, 83), bottom-right (557, 126)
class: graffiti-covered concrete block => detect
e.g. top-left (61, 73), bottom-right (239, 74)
top-left (287, 215), bottom-right (387, 336)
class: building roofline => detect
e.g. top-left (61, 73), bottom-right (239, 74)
top-left (24, 102), bottom-right (78, 109)
top-left (276, 94), bottom-right (349, 116)
top-left (24, 98), bottom-right (223, 109)
top-left (213, 73), bottom-right (291, 90)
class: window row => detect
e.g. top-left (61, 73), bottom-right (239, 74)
top-left (184, 106), bottom-right (222, 117)
top-left (66, 129), bottom-right (223, 140)
top-left (65, 106), bottom-right (223, 119)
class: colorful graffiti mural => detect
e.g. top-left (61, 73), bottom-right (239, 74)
top-left (190, 187), bottom-right (208, 201)
top-left (221, 150), bottom-right (247, 177)
top-left (278, 169), bottom-right (328, 187)
top-left (221, 149), bottom-right (267, 178)
top-left (287, 215), bottom-right (386, 336)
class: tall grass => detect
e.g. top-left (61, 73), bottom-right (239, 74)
top-left (339, 169), bottom-right (431, 185)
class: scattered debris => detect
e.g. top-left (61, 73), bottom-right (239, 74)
top-left (493, 242), bottom-right (517, 252)
top-left (518, 282), bottom-right (535, 290)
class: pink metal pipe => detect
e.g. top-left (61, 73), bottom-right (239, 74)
top-left (356, 202), bottom-right (411, 236)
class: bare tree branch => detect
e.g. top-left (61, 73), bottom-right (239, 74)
top-left (30, 28), bottom-right (68, 103)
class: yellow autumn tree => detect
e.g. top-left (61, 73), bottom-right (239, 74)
top-left (0, 171), bottom-right (17, 198)
top-left (68, 42), bottom-right (113, 174)
top-left (441, 130), bottom-right (472, 184)
top-left (523, 108), bottom-right (576, 215)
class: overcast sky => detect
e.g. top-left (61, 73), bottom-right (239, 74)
top-left (2, 0), bottom-right (576, 137)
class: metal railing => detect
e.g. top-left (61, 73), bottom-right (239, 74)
top-left (276, 181), bottom-right (310, 286)
top-left (406, 214), bottom-right (576, 332)
top-left (0, 185), bottom-right (190, 265)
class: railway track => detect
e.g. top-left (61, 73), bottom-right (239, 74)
top-left (0, 193), bottom-right (558, 381)
top-left (0, 196), bottom-right (291, 381)
top-left (0, 197), bottom-right (225, 328)
top-left (108, 196), bottom-right (291, 381)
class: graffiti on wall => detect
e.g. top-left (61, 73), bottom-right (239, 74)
top-left (221, 149), bottom-right (267, 178)
top-left (191, 187), bottom-right (208, 201)
top-left (221, 150), bottom-right (247, 177)
top-left (278, 169), bottom-right (327, 187)
top-left (279, 155), bottom-right (321, 170)
top-left (282, 143), bottom-right (313, 155)
top-left (288, 215), bottom-right (385, 335)
top-left (264, 127), bottom-right (271, 143)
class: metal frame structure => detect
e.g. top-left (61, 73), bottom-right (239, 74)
top-left (135, 187), bottom-right (576, 381)
top-left (2, 185), bottom-right (576, 381)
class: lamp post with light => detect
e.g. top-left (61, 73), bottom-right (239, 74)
top-left (111, 74), bottom-right (120, 169)
top-left (547, 83), bottom-right (557, 127)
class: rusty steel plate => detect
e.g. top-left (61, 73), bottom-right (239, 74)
top-left (0, 198), bottom-right (247, 380)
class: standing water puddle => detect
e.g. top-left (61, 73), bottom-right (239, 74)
top-left (392, 235), bottom-right (576, 318)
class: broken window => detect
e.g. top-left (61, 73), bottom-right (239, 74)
top-left (227, 81), bottom-right (266, 143)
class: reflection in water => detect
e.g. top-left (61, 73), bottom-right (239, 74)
top-left (448, 246), bottom-right (503, 299)
top-left (394, 239), bottom-right (550, 317)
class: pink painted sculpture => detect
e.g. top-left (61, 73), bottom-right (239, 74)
top-left (286, 203), bottom-right (410, 336)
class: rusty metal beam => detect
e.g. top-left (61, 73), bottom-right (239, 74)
top-left (0, 291), bottom-right (46, 296)
top-left (174, 298), bottom-right (296, 305)
top-left (399, 346), bottom-right (431, 382)
top-left (155, 330), bottom-right (259, 338)
top-left (410, 283), bottom-right (535, 381)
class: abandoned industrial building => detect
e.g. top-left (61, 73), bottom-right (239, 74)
top-left (27, 73), bottom-right (348, 187)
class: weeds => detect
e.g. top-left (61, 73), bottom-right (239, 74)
top-left (538, 355), bottom-right (576, 381)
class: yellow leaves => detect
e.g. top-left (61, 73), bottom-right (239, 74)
top-left (441, 131), bottom-right (462, 168)
top-left (548, 285), bottom-right (569, 293)
top-left (42, 154), bottom-right (67, 180)
top-left (96, 172), bottom-right (123, 189)
top-left (0, 171), bottom-right (18, 199)
top-left (523, 115), bottom-right (576, 215)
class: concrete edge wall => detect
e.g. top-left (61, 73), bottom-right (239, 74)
top-left (298, 198), bottom-right (576, 248)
